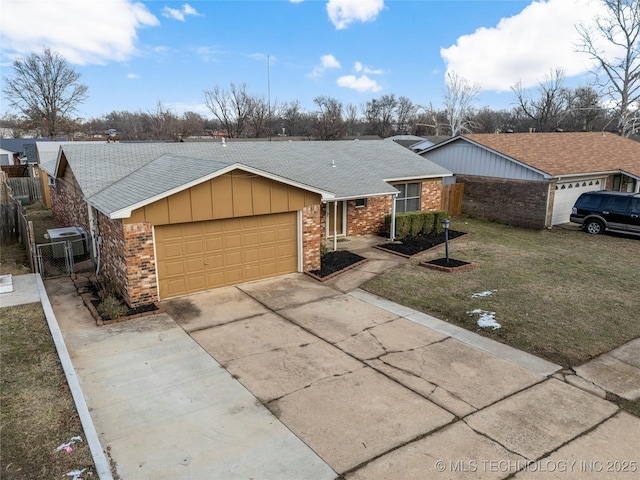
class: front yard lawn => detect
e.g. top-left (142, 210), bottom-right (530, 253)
top-left (362, 216), bottom-right (640, 369)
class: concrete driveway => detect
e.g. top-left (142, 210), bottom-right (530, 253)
top-left (163, 273), bottom-right (640, 479)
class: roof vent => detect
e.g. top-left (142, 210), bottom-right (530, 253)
top-left (221, 138), bottom-right (226, 147)
top-left (331, 159), bottom-right (336, 168)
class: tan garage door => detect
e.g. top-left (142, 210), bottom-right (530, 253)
top-left (156, 212), bottom-right (297, 299)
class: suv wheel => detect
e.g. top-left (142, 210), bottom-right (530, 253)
top-left (585, 219), bottom-right (604, 235)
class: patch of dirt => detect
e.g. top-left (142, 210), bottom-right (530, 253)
top-left (377, 230), bottom-right (466, 256)
top-left (310, 250), bottom-right (366, 278)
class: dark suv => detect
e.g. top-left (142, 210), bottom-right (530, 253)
top-left (570, 191), bottom-right (640, 235)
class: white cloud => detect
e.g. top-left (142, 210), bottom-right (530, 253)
top-left (127, 73), bottom-right (140, 79)
top-left (0, 0), bottom-right (159, 65)
top-left (196, 46), bottom-right (223, 62)
top-left (309, 54), bottom-right (342, 78)
top-left (336, 74), bottom-right (382, 93)
top-left (327, 0), bottom-right (384, 30)
top-left (440, 0), bottom-right (611, 92)
top-left (162, 3), bottom-right (202, 22)
top-left (353, 61), bottom-right (383, 75)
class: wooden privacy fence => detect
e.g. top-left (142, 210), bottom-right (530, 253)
top-left (7, 177), bottom-right (42, 204)
top-left (441, 183), bottom-right (464, 216)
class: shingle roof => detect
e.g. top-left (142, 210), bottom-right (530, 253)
top-left (57, 140), bottom-right (452, 216)
top-left (462, 132), bottom-right (640, 178)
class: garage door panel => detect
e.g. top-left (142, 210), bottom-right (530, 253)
top-left (162, 260), bottom-right (186, 276)
top-left (244, 264), bottom-right (261, 280)
top-left (225, 268), bottom-right (244, 284)
top-left (224, 234), bottom-right (242, 249)
top-left (185, 258), bottom-right (204, 273)
top-left (243, 248), bottom-right (260, 263)
top-left (204, 237), bottom-right (223, 251)
top-left (157, 212), bottom-right (298, 298)
top-left (243, 231), bottom-right (260, 246)
top-left (160, 243), bottom-right (184, 260)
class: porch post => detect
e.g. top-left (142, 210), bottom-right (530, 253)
top-left (390, 193), bottom-right (397, 241)
top-left (333, 200), bottom-right (338, 251)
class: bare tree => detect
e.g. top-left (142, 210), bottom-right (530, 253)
top-left (180, 111), bottom-right (206, 138)
top-left (363, 94), bottom-right (398, 138)
top-left (443, 71), bottom-right (480, 136)
top-left (246, 94), bottom-right (270, 138)
top-left (512, 69), bottom-right (569, 132)
top-left (565, 86), bottom-right (606, 131)
top-left (577, 0), bottom-right (640, 136)
top-left (413, 103), bottom-right (446, 136)
top-left (395, 96), bottom-right (417, 134)
top-left (344, 103), bottom-right (360, 136)
top-left (204, 83), bottom-right (252, 138)
top-left (2, 48), bottom-right (88, 139)
top-left (145, 101), bottom-right (179, 140)
top-left (313, 96), bottom-right (346, 140)
top-left (280, 100), bottom-right (305, 136)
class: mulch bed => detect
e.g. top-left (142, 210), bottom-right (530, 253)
top-left (375, 230), bottom-right (466, 257)
top-left (420, 257), bottom-right (476, 273)
top-left (308, 250), bottom-right (367, 280)
top-left (73, 274), bottom-right (164, 326)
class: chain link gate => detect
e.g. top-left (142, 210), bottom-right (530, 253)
top-left (34, 237), bottom-right (94, 278)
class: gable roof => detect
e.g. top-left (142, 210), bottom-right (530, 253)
top-left (452, 132), bottom-right (640, 178)
top-left (56, 140), bottom-right (452, 218)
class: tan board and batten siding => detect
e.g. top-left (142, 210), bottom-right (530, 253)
top-left (124, 169), bottom-right (320, 299)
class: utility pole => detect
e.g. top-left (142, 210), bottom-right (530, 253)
top-left (267, 54), bottom-right (271, 141)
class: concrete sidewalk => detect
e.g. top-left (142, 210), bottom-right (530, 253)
top-left (44, 277), bottom-right (336, 480)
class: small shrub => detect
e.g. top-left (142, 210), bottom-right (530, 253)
top-left (96, 294), bottom-right (128, 320)
top-left (320, 242), bottom-right (329, 258)
top-left (433, 210), bottom-right (449, 233)
top-left (395, 214), bottom-right (411, 239)
top-left (409, 213), bottom-right (425, 237)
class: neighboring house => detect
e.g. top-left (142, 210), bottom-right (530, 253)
top-left (387, 135), bottom-right (451, 153)
top-left (419, 132), bottom-right (640, 228)
top-left (0, 147), bottom-right (16, 166)
top-left (46, 141), bottom-right (452, 307)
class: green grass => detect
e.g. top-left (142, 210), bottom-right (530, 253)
top-left (362, 216), bottom-right (640, 368)
top-left (0, 303), bottom-right (95, 479)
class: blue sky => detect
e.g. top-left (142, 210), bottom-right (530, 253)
top-left (1, 0), bottom-right (610, 120)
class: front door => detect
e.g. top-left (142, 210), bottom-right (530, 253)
top-left (327, 201), bottom-right (344, 237)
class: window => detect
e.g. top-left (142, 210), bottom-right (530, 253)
top-left (355, 198), bottom-right (367, 208)
top-left (604, 196), bottom-right (630, 211)
top-left (395, 182), bottom-right (421, 213)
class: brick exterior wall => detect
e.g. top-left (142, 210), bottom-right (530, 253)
top-left (458, 175), bottom-right (550, 228)
top-left (96, 211), bottom-right (158, 308)
top-left (49, 176), bottom-right (90, 232)
top-left (345, 195), bottom-right (393, 236)
top-left (418, 179), bottom-right (443, 211)
top-left (122, 222), bottom-right (158, 307)
top-left (302, 204), bottom-right (321, 271)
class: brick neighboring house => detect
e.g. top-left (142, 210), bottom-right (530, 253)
top-left (419, 132), bottom-right (640, 228)
top-left (45, 141), bottom-right (452, 307)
